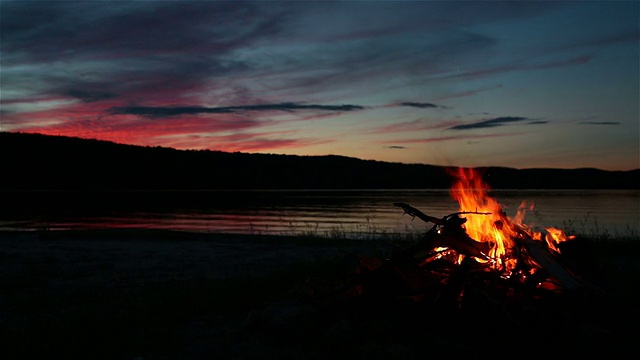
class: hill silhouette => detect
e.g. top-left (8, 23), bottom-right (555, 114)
top-left (1, 132), bottom-right (638, 190)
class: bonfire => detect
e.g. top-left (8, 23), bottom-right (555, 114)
top-left (289, 167), bottom-right (619, 340)
top-left (392, 167), bottom-right (585, 292)
top-left (237, 167), bottom-right (639, 356)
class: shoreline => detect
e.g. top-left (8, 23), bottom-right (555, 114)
top-left (0, 228), bottom-right (395, 280)
top-left (2, 227), bottom-right (638, 290)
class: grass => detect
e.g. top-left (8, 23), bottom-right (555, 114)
top-left (556, 211), bottom-right (639, 241)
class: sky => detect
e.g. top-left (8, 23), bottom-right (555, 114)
top-left (1, 1), bottom-right (639, 171)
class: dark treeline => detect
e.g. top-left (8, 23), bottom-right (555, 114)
top-left (2, 132), bottom-right (638, 190)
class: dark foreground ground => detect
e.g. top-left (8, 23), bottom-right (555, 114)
top-left (1, 229), bottom-right (639, 359)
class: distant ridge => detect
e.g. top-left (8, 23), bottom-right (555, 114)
top-left (1, 132), bottom-right (638, 190)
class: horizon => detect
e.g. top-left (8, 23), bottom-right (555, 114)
top-left (1, 1), bottom-right (638, 171)
top-left (5, 131), bottom-right (639, 173)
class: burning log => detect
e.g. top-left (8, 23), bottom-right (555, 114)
top-left (392, 201), bottom-right (591, 293)
top-left (520, 236), bottom-right (581, 290)
top-left (392, 202), bottom-right (492, 261)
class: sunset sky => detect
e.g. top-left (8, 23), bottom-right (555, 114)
top-left (1, 1), bottom-right (638, 171)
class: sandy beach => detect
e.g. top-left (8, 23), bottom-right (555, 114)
top-left (1, 229), bottom-right (639, 359)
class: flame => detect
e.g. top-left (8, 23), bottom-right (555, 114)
top-left (541, 227), bottom-right (576, 253)
top-left (449, 168), bottom-right (517, 263)
top-left (448, 168), bottom-right (575, 268)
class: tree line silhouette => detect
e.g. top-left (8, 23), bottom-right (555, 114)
top-left (2, 132), bottom-right (638, 190)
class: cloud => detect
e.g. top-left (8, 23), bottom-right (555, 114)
top-left (447, 116), bottom-right (530, 130)
top-left (379, 101), bottom-right (448, 110)
top-left (368, 119), bottom-right (463, 134)
top-left (400, 102), bottom-right (438, 109)
top-left (386, 145), bottom-right (406, 149)
top-left (0, 2), bottom-right (286, 63)
top-left (579, 121), bottom-right (620, 125)
top-left (0, 1), bottom-right (571, 115)
top-left (108, 103), bottom-right (365, 118)
top-left (382, 132), bottom-right (523, 144)
top-left (0, 1), bottom-right (288, 108)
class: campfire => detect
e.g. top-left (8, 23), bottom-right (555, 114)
top-left (392, 167), bottom-right (584, 292)
top-left (238, 167), bottom-right (639, 356)
top-left (290, 167), bottom-right (622, 340)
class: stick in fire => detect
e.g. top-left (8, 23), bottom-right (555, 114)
top-left (392, 202), bottom-right (601, 293)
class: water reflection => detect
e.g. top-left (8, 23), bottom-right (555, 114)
top-left (1, 189), bottom-right (638, 238)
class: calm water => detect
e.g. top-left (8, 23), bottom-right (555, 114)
top-left (1, 189), bottom-right (638, 238)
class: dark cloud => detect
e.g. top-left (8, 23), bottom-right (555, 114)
top-left (0, 1), bottom-right (288, 106)
top-left (109, 103), bottom-right (365, 118)
top-left (447, 116), bottom-right (529, 130)
top-left (528, 120), bottom-right (549, 125)
top-left (386, 145), bottom-right (406, 149)
top-left (0, 2), bottom-right (285, 62)
top-left (369, 119), bottom-right (460, 134)
top-left (579, 121), bottom-right (620, 125)
top-left (400, 102), bottom-right (438, 109)
top-left (382, 132), bottom-right (523, 145)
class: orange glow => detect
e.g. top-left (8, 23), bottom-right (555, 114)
top-left (448, 167), bottom-right (575, 269)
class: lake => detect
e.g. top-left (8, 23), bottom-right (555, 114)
top-left (1, 189), bottom-right (638, 238)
